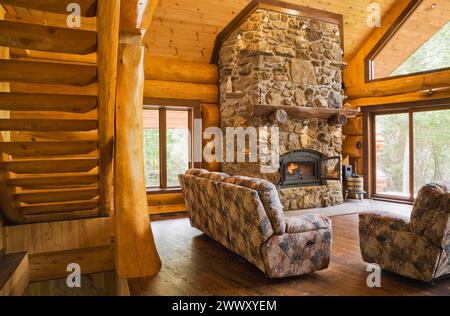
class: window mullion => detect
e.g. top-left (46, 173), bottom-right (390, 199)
top-left (409, 111), bottom-right (414, 200)
top-left (160, 109), bottom-right (168, 189)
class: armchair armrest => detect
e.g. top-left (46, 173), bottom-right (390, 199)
top-left (359, 211), bottom-right (411, 232)
top-left (285, 214), bottom-right (331, 234)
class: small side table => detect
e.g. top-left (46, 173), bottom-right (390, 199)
top-left (345, 190), bottom-right (367, 202)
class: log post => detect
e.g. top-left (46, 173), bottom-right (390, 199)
top-left (268, 109), bottom-right (288, 124)
top-left (114, 0), bottom-right (162, 278)
top-left (97, 0), bottom-right (120, 216)
top-left (327, 113), bottom-right (348, 126)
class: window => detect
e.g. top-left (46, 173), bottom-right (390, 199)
top-left (143, 103), bottom-right (197, 191)
top-left (368, 103), bottom-right (450, 201)
top-left (367, 0), bottom-right (450, 81)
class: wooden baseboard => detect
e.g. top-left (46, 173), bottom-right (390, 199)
top-left (148, 203), bottom-right (186, 215)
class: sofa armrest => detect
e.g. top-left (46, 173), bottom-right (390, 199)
top-left (359, 211), bottom-right (411, 232)
top-left (285, 214), bottom-right (331, 234)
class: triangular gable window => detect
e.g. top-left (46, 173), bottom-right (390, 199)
top-left (367, 0), bottom-right (450, 80)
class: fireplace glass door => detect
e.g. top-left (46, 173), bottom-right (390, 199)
top-left (320, 156), bottom-right (341, 180)
top-left (287, 161), bottom-right (315, 177)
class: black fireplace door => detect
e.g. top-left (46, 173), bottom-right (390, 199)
top-left (320, 156), bottom-right (341, 180)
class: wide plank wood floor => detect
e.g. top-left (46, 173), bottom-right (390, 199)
top-left (129, 214), bottom-right (450, 296)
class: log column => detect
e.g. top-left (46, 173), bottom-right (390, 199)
top-left (114, 35), bottom-right (161, 277)
top-left (113, 0), bottom-right (162, 278)
top-left (97, 0), bottom-right (120, 216)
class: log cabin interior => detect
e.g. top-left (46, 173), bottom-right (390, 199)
top-left (0, 0), bottom-right (449, 298)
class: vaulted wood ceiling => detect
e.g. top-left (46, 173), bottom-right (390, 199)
top-left (144, 0), bottom-right (399, 63)
top-left (3, 0), bottom-right (400, 64)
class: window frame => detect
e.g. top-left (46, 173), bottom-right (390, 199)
top-left (364, 0), bottom-right (450, 83)
top-left (143, 98), bottom-right (201, 194)
top-left (362, 99), bottom-right (450, 203)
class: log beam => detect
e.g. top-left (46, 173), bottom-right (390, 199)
top-left (327, 113), bottom-right (348, 126)
top-left (144, 80), bottom-right (218, 104)
top-left (348, 87), bottom-right (450, 108)
top-left (346, 70), bottom-right (450, 99)
top-left (144, 57), bottom-right (218, 84)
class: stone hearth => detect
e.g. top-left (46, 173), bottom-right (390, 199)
top-left (218, 6), bottom-right (346, 210)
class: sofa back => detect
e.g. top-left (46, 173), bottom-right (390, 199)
top-left (178, 169), bottom-right (279, 271)
top-left (223, 175), bottom-right (286, 234)
top-left (411, 181), bottom-right (450, 248)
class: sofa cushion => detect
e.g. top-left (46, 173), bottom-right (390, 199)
top-left (185, 168), bottom-right (210, 177)
top-left (285, 215), bottom-right (331, 234)
top-left (199, 172), bottom-right (230, 182)
top-left (224, 175), bottom-right (286, 235)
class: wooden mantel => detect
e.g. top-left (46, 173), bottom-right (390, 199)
top-left (252, 104), bottom-right (360, 121)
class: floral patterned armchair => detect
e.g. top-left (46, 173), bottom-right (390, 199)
top-left (359, 182), bottom-right (450, 282)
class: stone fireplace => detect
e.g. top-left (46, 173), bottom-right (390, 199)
top-left (216, 2), bottom-right (351, 210)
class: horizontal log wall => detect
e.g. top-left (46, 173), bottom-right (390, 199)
top-left (144, 57), bottom-right (220, 214)
top-left (342, 116), bottom-right (363, 176)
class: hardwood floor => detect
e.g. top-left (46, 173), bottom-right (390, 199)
top-left (129, 214), bottom-right (450, 296)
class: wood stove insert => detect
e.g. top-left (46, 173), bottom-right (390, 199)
top-left (280, 149), bottom-right (341, 187)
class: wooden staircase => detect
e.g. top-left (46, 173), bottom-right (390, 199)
top-left (0, 0), bottom-right (105, 224)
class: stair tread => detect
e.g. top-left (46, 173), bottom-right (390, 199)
top-left (0, 92), bottom-right (97, 113)
top-left (0, 0), bottom-right (98, 17)
top-left (0, 20), bottom-right (97, 55)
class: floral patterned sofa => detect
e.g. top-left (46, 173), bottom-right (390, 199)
top-left (359, 181), bottom-right (450, 282)
top-left (178, 169), bottom-right (332, 278)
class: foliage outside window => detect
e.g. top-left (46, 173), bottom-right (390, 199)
top-left (143, 108), bottom-right (191, 190)
top-left (374, 108), bottom-right (450, 200)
